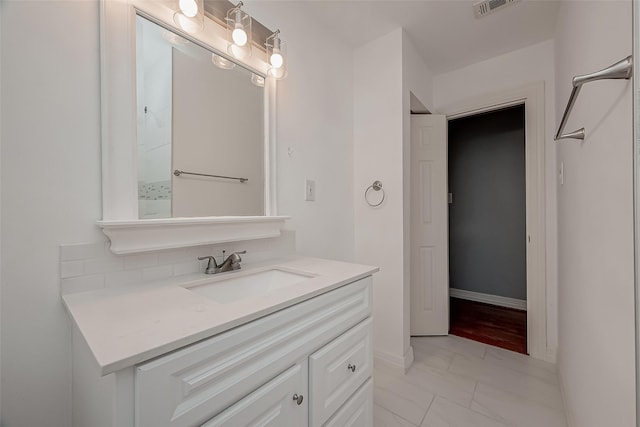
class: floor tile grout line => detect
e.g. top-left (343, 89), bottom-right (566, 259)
top-left (373, 384), bottom-right (432, 425)
top-left (456, 353), bottom-right (565, 401)
top-left (408, 362), bottom-right (480, 403)
top-left (445, 348), bottom-right (560, 387)
top-left (376, 400), bottom-right (423, 427)
top-left (418, 394), bottom-right (436, 426)
top-left (372, 403), bottom-right (420, 427)
top-left (413, 337), bottom-right (487, 362)
top-left (471, 379), bottom-right (567, 425)
top-left (467, 386), bottom-right (509, 427)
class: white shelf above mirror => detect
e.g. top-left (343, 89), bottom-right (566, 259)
top-left (98, 216), bottom-right (289, 254)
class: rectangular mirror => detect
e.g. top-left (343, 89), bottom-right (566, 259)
top-left (97, 0), bottom-right (286, 254)
top-left (136, 15), bottom-right (265, 219)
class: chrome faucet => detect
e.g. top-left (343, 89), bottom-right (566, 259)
top-left (198, 250), bottom-right (247, 274)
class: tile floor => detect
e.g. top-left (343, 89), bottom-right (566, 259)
top-left (373, 335), bottom-right (567, 427)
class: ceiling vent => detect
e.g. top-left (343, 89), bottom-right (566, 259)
top-left (473, 0), bottom-right (521, 18)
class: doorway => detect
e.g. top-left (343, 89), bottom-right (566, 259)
top-left (409, 83), bottom-right (548, 360)
top-left (447, 104), bottom-right (527, 354)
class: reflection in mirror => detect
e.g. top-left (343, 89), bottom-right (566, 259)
top-left (135, 15), bottom-right (265, 219)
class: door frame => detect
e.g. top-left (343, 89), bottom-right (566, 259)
top-left (439, 82), bottom-right (548, 361)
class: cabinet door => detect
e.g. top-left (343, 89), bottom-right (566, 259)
top-left (324, 378), bottom-right (373, 427)
top-left (309, 318), bottom-right (373, 426)
top-left (201, 360), bottom-right (308, 427)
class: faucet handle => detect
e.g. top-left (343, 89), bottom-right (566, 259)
top-left (233, 250), bottom-right (247, 260)
top-left (228, 250), bottom-right (246, 262)
top-left (222, 250), bottom-right (246, 260)
top-left (197, 256), bottom-right (218, 274)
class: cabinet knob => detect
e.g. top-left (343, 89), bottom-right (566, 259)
top-left (292, 393), bottom-right (304, 405)
top-left (347, 363), bottom-right (357, 373)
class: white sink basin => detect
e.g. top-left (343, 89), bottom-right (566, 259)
top-left (188, 268), bottom-right (314, 304)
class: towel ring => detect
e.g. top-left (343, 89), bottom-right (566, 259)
top-left (365, 180), bottom-right (385, 207)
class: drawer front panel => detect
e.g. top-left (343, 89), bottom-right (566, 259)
top-left (309, 318), bottom-right (373, 427)
top-left (200, 360), bottom-right (308, 427)
top-left (135, 276), bottom-right (372, 427)
top-left (323, 378), bottom-right (373, 427)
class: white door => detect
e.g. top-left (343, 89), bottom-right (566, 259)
top-left (410, 114), bottom-right (449, 336)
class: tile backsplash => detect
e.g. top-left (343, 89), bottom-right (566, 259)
top-left (138, 180), bottom-right (171, 200)
top-left (59, 230), bottom-right (296, 295)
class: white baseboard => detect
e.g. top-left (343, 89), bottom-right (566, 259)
top-left (557, 355), bottom-right (576, 427)
top-left (450, 288), bottom-right (527, 310)
top-left (545, 346), bottom-right (557, 364)
top-left (374, 346), bottom-right (414, 374)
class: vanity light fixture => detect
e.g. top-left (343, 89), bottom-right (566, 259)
top-left (173, 0), bottom-right (204, 33)
top-left (226, 1), bottom-right (252, 59)
top-left (265, 29), bottom-right (287, 80)
top-left (212, 53), bottom-right (236, 70)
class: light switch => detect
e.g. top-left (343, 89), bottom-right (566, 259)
top-left (305, 179), bottom-right (316, 201)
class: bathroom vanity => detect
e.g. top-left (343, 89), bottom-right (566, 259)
top-left (77, 2), bottom-right (379, 424)
top-left (64, 257), bottom-right (377, 427)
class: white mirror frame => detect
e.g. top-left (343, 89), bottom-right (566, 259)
top-left (97, 0), bottom-right (287, 254)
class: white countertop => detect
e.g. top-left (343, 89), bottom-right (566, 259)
top-left (63, 256), bottom-right (378, 375)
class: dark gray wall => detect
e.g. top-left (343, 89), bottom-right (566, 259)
top-left (448, 105), bottom-right (526, 300)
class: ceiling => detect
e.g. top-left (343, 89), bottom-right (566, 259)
top-left (297, 0), bottom-right (561, 74)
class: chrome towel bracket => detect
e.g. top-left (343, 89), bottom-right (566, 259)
top-left (365, 180), bottom-right (385, 207)
top-left (555, 55), bottom-right (632, 141)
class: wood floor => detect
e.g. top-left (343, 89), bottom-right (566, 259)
top-left (449, 297), bottom-right (527, 354)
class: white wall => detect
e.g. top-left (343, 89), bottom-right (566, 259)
top-left (354, 29), bottom-right (406, 368)
top-left (401, 31), bottom-right (434, 358)
top-left (0, 1), bottom-right (356, 425)
top-left (433, 39), bottom-right (559, 356)
top-left (1, 1), bottom-right (103, 426)
top-left (403, 32), bottom-right (434, 113)
top-left (245, 1), bottom-right (356, 261)
top-left (554, 1), bottom-right (635, 425)
top-left (353, 28), bottom-right (434, 370)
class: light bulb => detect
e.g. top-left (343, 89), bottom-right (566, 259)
top-left (228, 43), bottom-right (247, 59)
top-left (174, 13), bottom-right (200, 33)
top-left (232, 25), bottom-right (248, 46)
top-left (269, 66), bottom-right (286, 79)
top-left (270, 51), bottom-right (283, 68)
top-left (179, 0), bottom-right (198, 18)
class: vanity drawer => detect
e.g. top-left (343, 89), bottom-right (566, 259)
top-left (323, 378), bottom-right (373, 427)
top-left (135, 276), bottom-right (372, 427)
top-left (309, 317), bottom-right (373, 427)
top-left (200, 360), bottom-right (308, 427)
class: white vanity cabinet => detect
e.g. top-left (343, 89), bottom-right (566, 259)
top-left (132, 276), bottom-right (373, 427)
